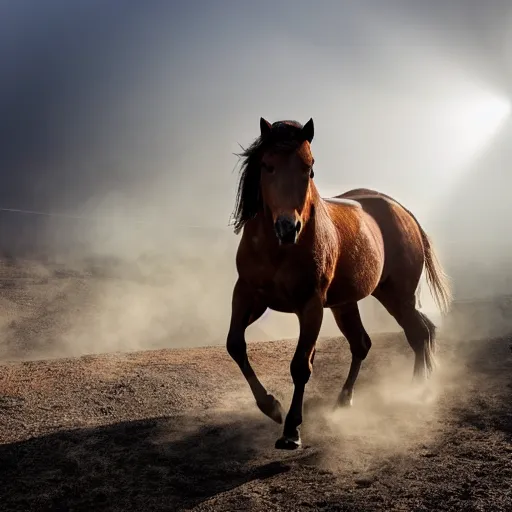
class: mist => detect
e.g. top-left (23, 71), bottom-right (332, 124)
top-left (1, 0), bottom-right (512, 359)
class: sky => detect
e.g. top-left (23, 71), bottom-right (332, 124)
top-left (0, 0), bottom-right (511, 300)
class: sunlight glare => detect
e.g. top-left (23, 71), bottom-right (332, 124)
top-left (443, 93), bottom-right (510, 165)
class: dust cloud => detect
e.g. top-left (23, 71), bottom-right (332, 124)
top-left (304, 344), bottom-right (460, 474)
top-left (0, 0), bottom-right (511, 368)
top-left (0, 209), bottom-right (243, 360)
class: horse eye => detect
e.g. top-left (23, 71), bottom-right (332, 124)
top-left (263, 163), bottom-right (275, 174)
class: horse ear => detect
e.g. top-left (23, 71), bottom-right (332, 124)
top-left (301, 118), bottom-right (314, 143)
top-left (260, 117), bottom-right (272, 138)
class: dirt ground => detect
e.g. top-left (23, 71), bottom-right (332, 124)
top-left (0, 260), bottom-right (511, 511)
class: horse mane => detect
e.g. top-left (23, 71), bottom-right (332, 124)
top-left (231, 120), bottom-right (305, 234)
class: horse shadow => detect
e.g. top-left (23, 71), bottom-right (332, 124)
top-left (0, 411), bottom-right (317, 512)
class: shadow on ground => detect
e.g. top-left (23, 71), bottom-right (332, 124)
top-left (0, 412), bottom-right (310, 512)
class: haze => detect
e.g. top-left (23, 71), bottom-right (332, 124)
top-left (1, 0), bottom-right (511, 356)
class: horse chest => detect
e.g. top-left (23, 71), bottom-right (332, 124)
top-left (240, 257), bottom-right (315, 312)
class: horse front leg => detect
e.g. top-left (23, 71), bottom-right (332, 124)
top-left (226, 278), bottom-right (284, 424)
top-left (275, 295), bottom-right (324, 450)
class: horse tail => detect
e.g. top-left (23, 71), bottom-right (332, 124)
top-left (408, 215), bottom-right (451, 374)
top-left (417, 225), bottom-right (453, 316)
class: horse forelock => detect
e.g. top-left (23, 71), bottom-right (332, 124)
top-left (271, 120), bottom-right (303, 132)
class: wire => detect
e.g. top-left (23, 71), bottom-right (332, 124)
top-left (0, 206), bottom-right (227, 230)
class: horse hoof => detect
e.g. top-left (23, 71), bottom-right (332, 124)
top-left (275, 436), bottom-right (302, 450)
top-left (257, 396), bottom-right (284, 424)
top-left (335, 392), bottom-right (353, 409)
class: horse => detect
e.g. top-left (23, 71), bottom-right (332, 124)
top-left (226, 117), bottom-right (452, 450)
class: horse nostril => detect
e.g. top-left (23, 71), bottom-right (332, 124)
top-left (295, 221), bottom-right (302, 233)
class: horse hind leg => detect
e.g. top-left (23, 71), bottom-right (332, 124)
top-left (374, 289), bottom-right (437, 381)
top-left (405, 309), bottom-right (437, 380)
top-left (331, 303), bottom-right (372, 407)
top-left (417, 311), bottom-right (437, 375)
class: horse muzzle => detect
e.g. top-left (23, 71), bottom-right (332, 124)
top-left (274, 216), bottom-right (301, 245)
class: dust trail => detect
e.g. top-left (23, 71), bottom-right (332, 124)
top-left (203, 317), bottom-right (502, 483)
top-left (297, 309), bottom-right (508, 476)
top-left (0, 232), bottom-right (241, 360)
top-left (310, 357), bottom-right (446, 473)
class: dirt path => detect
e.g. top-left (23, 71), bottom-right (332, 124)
top-left (1, 332), bottom-right (511, 511)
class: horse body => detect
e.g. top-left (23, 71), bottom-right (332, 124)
top-left (227, 118), bottom-right (452, 450)
top-left (236, 188), bottom-right (430, 313)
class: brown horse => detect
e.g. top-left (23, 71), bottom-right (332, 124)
top-left (227, 118), bottom-right (452, 450)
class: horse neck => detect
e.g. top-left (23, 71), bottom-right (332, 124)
top-left (304, 181), bottom-right (322, 225)
top-left (304, 182), bottom-right (336, 240)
